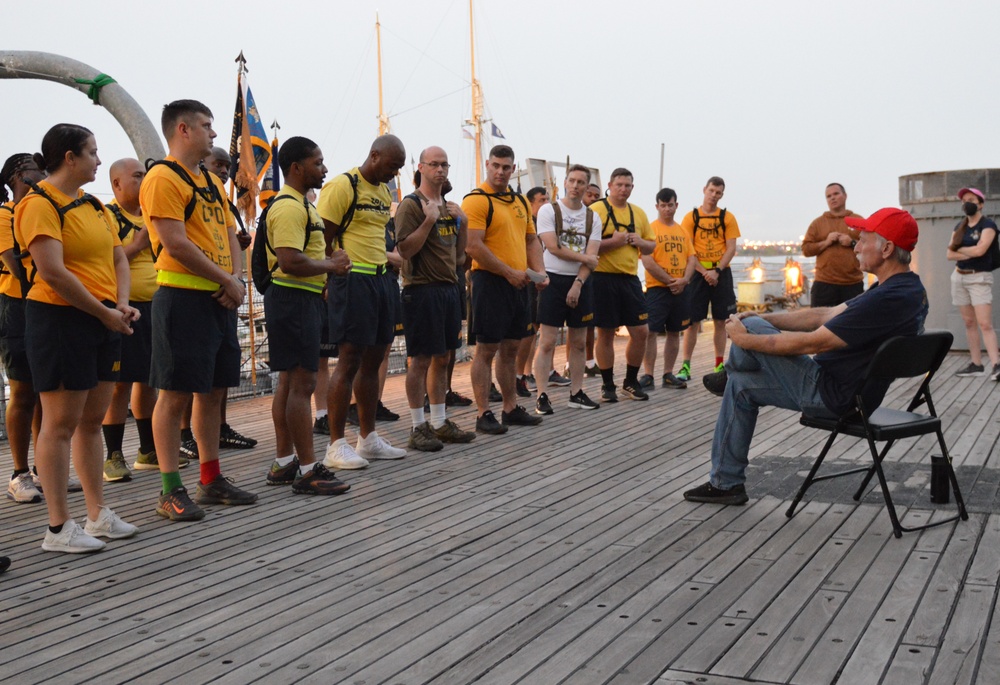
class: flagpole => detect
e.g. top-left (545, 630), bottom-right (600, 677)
top-left (466, 0), bottom-right (484, 187)
top-left (233, 50), bottom-right (259, 392)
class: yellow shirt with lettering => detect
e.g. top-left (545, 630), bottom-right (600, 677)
top-left (681, 207), bottom-right (741, 264)
top-left (317, 168), bottom-right (390, 266)
top-left (14, 180), bottom-right (120, 305)
top-left (591, 200), bottom-right (653, 275)
top-left (105, 202), bottom-right (157, 302)
top-left (461, 183), bottom-right (535, 272)
top-left (646, 220), bottom-right (693, 288)
top-left (266, 186), bottom-right (326, 293)
top-left (139, 157), bottom-right (234, 291)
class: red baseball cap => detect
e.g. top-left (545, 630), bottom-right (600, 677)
top-left (958, 187), bottom-right (985, 202)
top-left (844, 207), bottom-right (918, 252)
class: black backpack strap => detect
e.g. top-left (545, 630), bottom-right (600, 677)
top-left (228, 198), bottom-right (246, 234)
top-left (599, 199), bottom-right (635, 237)
top-left (107, 204), bottom-right (139, 241)
top-left (463, 188), bottom-right (495, 229)
top-left (145, 158), bottom-right (223, 221)
top-left (330, 172), bottom-right (360, 250)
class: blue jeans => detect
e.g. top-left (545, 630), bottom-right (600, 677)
top-left (710, 317), bottom-right (836, 489)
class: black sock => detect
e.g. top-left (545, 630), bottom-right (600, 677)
top-left (102, 423), bottom-right (125, 457)
top-left (48, 524), bottom-right (63, 534)
top-left (600, 368), bottom-right (615, 388)
top-left (625, 365), bottom-right (640, 384)
top-left (135, 418), bottom-right (155, 454)
top-left (12, 468), bottom-right (29, 479)
top-left (181, 427), bottom-right (194, 441)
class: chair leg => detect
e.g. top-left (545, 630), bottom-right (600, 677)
top-left (852, 439), bottom-right (895, 501)
top-left (863, 436), bottom-right (905, 538)
top-left (787, 430), bottom-right (839, 518)
top-left (936, 431), bottom-right (969, 521)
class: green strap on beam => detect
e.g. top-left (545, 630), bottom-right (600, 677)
top-left (73, 73), bottom-right (116, 105)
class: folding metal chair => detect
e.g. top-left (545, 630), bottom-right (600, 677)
top-left (786, 331), bottom-right (968, 538)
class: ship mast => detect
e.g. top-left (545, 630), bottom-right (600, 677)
top-left (466, 0), bottom-right (484, 186)
top-left (376, 12), bottom-right (390, 137)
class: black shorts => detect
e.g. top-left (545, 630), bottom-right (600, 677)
top-left (327, 271), bottom-right (397, 347)
top-left (527, 285), bottom-right (540, 329)
top-left (119, 300), bottom-right (153, 384)
top-left (318, 303), bottom-right (337, 358)
top-left (387, 273), bottom-right (405, 338)
top-left (538, 273), bottom-right (595, 329)
top-left (811, 280), bottom-right (864, 308)
top-left (0, 294), bottom-right (31, 383)
top-left (457, 268), bottom-right (468, 320)
top-left (592, 272), bottom-right (648, 329)
top-left (25, 300), bottom-right (121, 392)
top-left (645, 286), bottom-right (692, 333)
top-left (150, 287), bottom-right (241, 393)
top-left (402, 282), bottom-right (463, 357)
top-left (265, 285), bottom-right (325, 372)
top-left (689, 267), bottom-right (737, 321)
top-left (470, 270), bottom-right (532, 344)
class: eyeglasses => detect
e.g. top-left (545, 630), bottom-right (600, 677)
top-left (421, 161), bottom-right (451, 169)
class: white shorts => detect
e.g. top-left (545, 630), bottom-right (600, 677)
top-left (951, 269), bottom-right (994, 307)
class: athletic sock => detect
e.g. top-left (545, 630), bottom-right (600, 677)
top-left (48, 524), bottom-right (63, 534)
top-left (625, 365), bottom-right (640, 385)
top-left (315, 409), bottom-right (328, 419)
top-left (135, 418), bottom-right (155, 454)
top-left (180, 427), bottom-right (194, 442)
top-left (410, 408), bottom-right (425, 429)
top-left (299, 462), bottom-right (316, 475)
top-left (600, 368), bottom-right (615, 388)
top-left (585, 359), bottom-right (596, 369)
top-left (200, 459), bottom-right (221, 485)
top-left (161, 471), bottom-right (183, 495)
top-left (275, 454), bottom-right (296, 467)
top-left (11, 468), bottom-right (29, 480)
top-left (429, 404), bottom-right (447, 429)
top-left (102, 423), bottom-right (125, 458)
top-left (715, 356), bottom-right (724, 368)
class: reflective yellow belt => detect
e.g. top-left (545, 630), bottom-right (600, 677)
top-left (156, 270), bottom-right (220, 291)
top-left (351, 261), bottom-right (388, 276)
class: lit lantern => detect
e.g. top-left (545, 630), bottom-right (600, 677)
top-left (783, 257), bottom-right (804, 296)
top-left (748, 257), bottom-right (765, 283)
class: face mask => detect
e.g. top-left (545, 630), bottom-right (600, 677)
top-left (964, 201), bottom-right (980, 216)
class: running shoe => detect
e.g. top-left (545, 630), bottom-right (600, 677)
top-left (357, 431), bottom-right (406, 460)
top-left (324, 439), bottom-right (369, 470)
top-left (662, 372), bottom-right (688, 389)
top-left (156, 486), bottom-right (205, 522)
top-left (408, 423), bottom-right (444, 452)
top-left (502, 405), bottom-right (543, 426)
top-left (445, 390), bottom-right (473, 407)
top-left (292, 464), bottom-right (350, 495)
top-left (219, 423), bottom-right (257, 449)
top-left (195, 475), bottom-right (258, 506)
top-left (7, 471), bottom-right (41, 504)
top-left (535, 392), bottom-right (554, 415)
top-left (476, 410), bottom-right (508, 435)
top-left (84, 506), bottom-right (138, 539)
top-left (41, 519), bottom-right (105, 553)
top-left (433, 419), bottom-right (476, 443)
top-left (567, 389), bottom-right (599, 410)
top-left (676, 362), bottom-right (692, 382)
top-left (548, 369), bottom-right (571, 387)
top-left (103, 451), bottom-right (132, 482)
top-left (266, 456), bottom-right (300, 485)
top-left (313, 415), bottom-right (330, 435)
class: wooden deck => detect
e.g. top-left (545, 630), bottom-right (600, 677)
top-left (1, 329), bottom-right (999, 684)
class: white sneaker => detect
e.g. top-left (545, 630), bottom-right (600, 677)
top-left (32, 469), bottom-right (83, 493)
top-left (41, 519), bottom-right (105, 553)
top-left (84, 506), bottom-right (138, 540)
top-left (7, 471), bottom-right (42, 503)
top-left (356, 431), bottom-right (406, 460)
top-left (323, 438), bottom-right (369, 470)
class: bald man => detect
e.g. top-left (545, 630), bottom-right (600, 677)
top-left (101, 159), bottom-right (165, 482)
top-left (317, 134), bottom-right (408, 468)
top-left (395, 146), bottom-right (475, 451)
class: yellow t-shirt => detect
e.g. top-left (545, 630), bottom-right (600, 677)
top-left (105, 202), bottom-right (157, 302)
top-left (591, 200), bottom-right (653, 275)
top-left (14, 180), bottom-right (120, 305)
top-left (461, 183), bottom-right (536, 272)
top-left (0, 201), bottom-right (32, 299)
top-left (139, 156), bottom-right (235, 291)
top-left (646, 220), bottom-right (693, 288)
top-left (681, 207), bottom-right (741, 264)
top-left (266, 186), bottom-right (326, 293)
top-left (316, 168), bottom-right (390, 266)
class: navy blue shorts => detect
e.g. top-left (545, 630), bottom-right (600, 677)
top-left (470, 270), bottom-right (532, 344)
top-left (645, 286), bottom-right (692, 333)
top-left (538, 272), bottom-right (595, 329)
top-left (265, 285), bottom-right (324, 372)
top-left (119, 300), bottom-right (153, 384)
top-left (689, 267), bottom-right (736, 322)
top-left (0, 294), bottom-right (31, 383)
top-left (150, 287), bottom-right (240, 393)
top-left (402, 283), bottom-right (462, 357)
top-left (592, 272), bottom-right (648, 329)
top-left (327, 271), bottom-right (397, 347)
top-left (26, 300), bottom-right (121, 392)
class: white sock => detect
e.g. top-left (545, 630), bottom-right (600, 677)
top-left (299, 462), bottom-right (316, 475)
top-left (586, 359), bottom-right (596, 368)
top-left (315, 409), bottom-right (327, 419)
top-left (430, 404), bottom-right (447, 429)
top-left (275, 454), bottom-right (296, 467)
top-left (410, 407), bottom-right (425, 429)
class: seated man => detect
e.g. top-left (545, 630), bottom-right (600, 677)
top-left (684, 208), bottom-right (928, 505)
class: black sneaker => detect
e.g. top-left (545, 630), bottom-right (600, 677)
top-left (662, 372), bottom-right (688, 389)
top-left (619, 381), bottom-right (649, 401)
top-left (376, 401), bottom-right (400, 422)
top-left (180, 434), bottom-right (199, 460)
top-left (489, 383), bottom-right (503, 403)
top-left (524, 374), bottom-right (537, 391)
top-left (156, 486), bottom-right (205, 521)
top-left (638, 374), bottom-right (655, 390)
top-left (445, 389), bottom-right (473, 407)
top-left (292, 464), bottom-right (350, 495)
top-left (535, 392), bottom-right (554, 415)
top-left (502, 405), bottom-right (543, 426)
top-left (956, 362), bottom-right (985, 377)
top-left (346, 403), bottom-right (360, 426)
top-left (266, 456), bottom-right (299, 486)
top-left (548, 369), bottom-right (571, 387)
top-left (683, 481), bottom-right (749, 506)
top-left (219, 423), bottom-right (257, 449)
top-left (313, 415), bottom-right (330, 435)
top-left (601, 385), bottom-right (618, 403)
top-left (476, 410), bottom-right (508, 435)
top-left (703, 368), bottom-right (728, 397)
top-left (583, 364), bottom-right (599, 378)
top-left (195, 475), bottom-right (258, 506)
top-left (515, 377), bottom-right (532, 398)
top-left (993, 364), bottom-right (1000, 382)
top-left (567, 389), bottom-right (599, 410)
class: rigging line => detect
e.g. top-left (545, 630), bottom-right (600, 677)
top-left (477, 4), bottom-right (534, 151)
top-left (382, 12), bottom-right (468, 98)
top-left (388, 85), bottom-right (468, 119)
top-left (322, 29), bottom-right (376, 156)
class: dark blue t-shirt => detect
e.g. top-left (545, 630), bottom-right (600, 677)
top-left (956, 217), bottom-right (998, 272)
top-left (815, 271), bottom-right (928, 415)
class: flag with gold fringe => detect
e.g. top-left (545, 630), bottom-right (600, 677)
top-left (229, 61), bottom-right (274, 224)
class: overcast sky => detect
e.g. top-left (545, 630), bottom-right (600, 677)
top-left (2, 0), bottom-right (994, 242)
